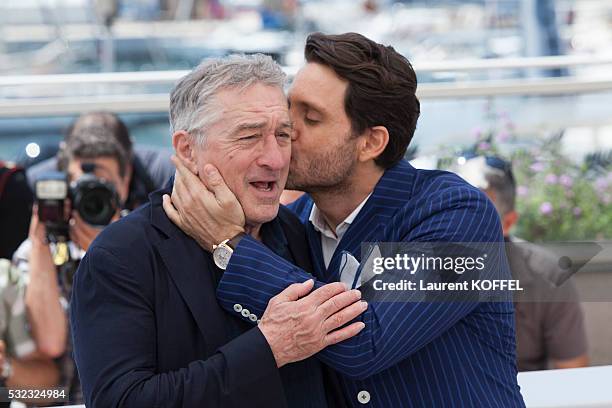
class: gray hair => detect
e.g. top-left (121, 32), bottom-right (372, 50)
top-left (169, 53), bottom-right (287, 143)
top-left (58, 125), bottom-right (130, 178)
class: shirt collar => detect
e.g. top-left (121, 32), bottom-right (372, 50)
top-left (309, 193), bottom-right (372, 240)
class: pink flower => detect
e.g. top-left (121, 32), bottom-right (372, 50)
top-left (573, 207), bottom-right (582, 217)
top-left (539, 202), bottom-right (553, 215)
top-left (595, 177), bottom-right (608, 192)
top-left (517, 186), bottom-right (529, 197)
top-left (545, 174), bottom-right (558, 184)
top-left (559, 175), bottom-right (573, 187)
top-left (530, 162), bottom-right (545, 172)
top-left (478, 142), bottom-right (491, 151)
top-left (497, 130), bottom-right (510, 142)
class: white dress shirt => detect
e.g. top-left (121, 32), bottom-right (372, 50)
top-left (308, 194), bottom-right (372, 273)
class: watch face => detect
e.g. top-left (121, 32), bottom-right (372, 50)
top-left (213, 245), bottom-right (232, 269)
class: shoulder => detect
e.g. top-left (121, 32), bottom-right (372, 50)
top-left (412, 168), bottom-right (485, 202)
top-left (286, 194), bottom-right (313, 223)
top-left (398, 169), bottom-right (501, 241)
top-left (25, 157), bottom-right (58, 188)
top-left (87, 203), bottom-right (158, 266)
top-left (133, 147), bottom-right (174, 189)
top-left (76, 204), bottom-right (161, 301)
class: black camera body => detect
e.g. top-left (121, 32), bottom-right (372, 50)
top-left (35, 164), bottom-right (120, 243)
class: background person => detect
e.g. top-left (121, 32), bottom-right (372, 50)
top-left (12, 122), bottom-right (135, 404)
top-left (0, 258), bottom-right (59, 407)
top-left (26, 111), bottom-right (175, 212)
top-left (453, 154), bottom-right (589, 371)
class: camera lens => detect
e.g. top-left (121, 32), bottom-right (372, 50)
top-left (79, 187), bottom-right (116, 226)
top-left (72, 176), bottom-right (119, 226)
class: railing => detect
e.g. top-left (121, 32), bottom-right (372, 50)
top-left (2, 54), bottom-right (612, 117)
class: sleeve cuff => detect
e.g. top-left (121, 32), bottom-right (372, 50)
top-left (218, 326), bottom-right (283, 389)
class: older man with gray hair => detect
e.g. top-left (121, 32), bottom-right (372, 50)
top-left (70, 54), bottom-right (364, 407)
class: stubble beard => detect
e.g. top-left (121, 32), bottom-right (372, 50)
top-left (286, 138), bottom-right (358, 196)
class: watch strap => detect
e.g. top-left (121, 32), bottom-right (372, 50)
top-left (227, 232), bottom-right (246, 250)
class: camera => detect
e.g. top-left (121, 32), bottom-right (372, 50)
top-left (35, 163), bottom-right (120, 243)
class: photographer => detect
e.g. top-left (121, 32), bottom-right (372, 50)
top-left (12, 124), bottom-right (132, 404)
top-left (0, 259), bottom-right (59, 407)
top-left (26, 112), bottom-right (175, 211)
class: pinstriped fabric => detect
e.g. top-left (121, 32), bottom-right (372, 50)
top-left (217, 160), bottom-right (525, 407)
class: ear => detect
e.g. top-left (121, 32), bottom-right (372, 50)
top-left (358, 126), bottom-right (389, 163)
top-left (172, 130), bottom-right (199, 174)
top-left (502, 210), bottom-right (519, 236)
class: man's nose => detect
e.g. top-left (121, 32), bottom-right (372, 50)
top-left (257, 134), bottom-right (286, 170)
top-left (289, 110), bottom-right (300, 141)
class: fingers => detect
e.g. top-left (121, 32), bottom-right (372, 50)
top-left (171, 157), bottom-right (216, 210)
top-left (171, 154), bottom-right (198, 179)
top-left (324, 321), bottom-right (366, 346)
top-left (317, 289), bottom-right (362, 319)
top-left (270, 279), bottom-right (314, 304)
top-left (162, 194), bottom-right (182, 226)
top-left (64, 198), bottom-right (72, 222)
top-left (202, 164), bottom-right (238, 207)
top-left (299, 282), bottom-right (348, 309)
top-left (322, 300), bottom-right (368, 333)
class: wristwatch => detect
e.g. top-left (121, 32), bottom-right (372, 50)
top-left (212, 232), bottom-right (245, 270)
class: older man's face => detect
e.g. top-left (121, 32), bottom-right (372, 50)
top-left (193, 83), bottom-right (291, 227)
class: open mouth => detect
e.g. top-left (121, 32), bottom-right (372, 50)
top-left (250, 181), bottom-right (275, 192)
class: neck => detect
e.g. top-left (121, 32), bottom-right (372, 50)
top-left (245, 223), bottom-right (263, 241)
top-left (310, 163), bottom-right (384, 230)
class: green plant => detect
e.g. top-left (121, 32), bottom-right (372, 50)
top-left (435, 110), bottom-right (611, 242)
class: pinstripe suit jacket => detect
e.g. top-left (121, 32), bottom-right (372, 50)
top-left (217, 160), bottom-right (525, 407)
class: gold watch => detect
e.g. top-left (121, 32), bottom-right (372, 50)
top-left (212, 232), bottom-right (245, 270)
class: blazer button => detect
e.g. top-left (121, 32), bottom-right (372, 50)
top-left (233, 304), bottom-right (243, 313)
top-left (241, 309), bottom-right (250, 318)
top-left (249, 314), bottom-right (257, 322)
top-left (357, 390), bottom-right (370, 404)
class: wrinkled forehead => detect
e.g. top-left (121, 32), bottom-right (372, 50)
top-left (214, 86), bottom-right (291, 134)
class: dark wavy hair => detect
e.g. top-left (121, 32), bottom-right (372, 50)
top-left (305, 32), bottom-right (420, 169)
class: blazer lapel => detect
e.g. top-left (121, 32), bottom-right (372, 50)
top-left (327, 160), bottom-right (418, 278)
top-left (306, 221), bottom-right (327, 279)
top-left (150, 187), bottom-right (228, 355)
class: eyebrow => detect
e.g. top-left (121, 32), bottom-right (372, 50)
top-left (231, 120), bottom-right (293, 135)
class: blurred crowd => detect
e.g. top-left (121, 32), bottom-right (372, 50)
top-left (1, 112), bottom-right (174, 405)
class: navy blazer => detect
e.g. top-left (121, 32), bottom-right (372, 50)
top-left (215, 160), bottom-right (526, 407)
top-left (70, 187), bottom-right (331, 407)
